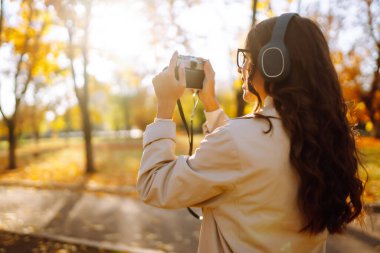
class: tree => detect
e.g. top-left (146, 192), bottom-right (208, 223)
top-left (362, 0), bottom-right (380, 137)
top-left (235, 0), bottom-right (261, 117)
top-left (326, 0), bottom-right (380, 137)
top-left (0, 0), bottom-right (58, 169)
top-left (47, 0), bottom-right (96, 173)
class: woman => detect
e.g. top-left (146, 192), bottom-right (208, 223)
top-left (137, 14), bottom-right (365, 253)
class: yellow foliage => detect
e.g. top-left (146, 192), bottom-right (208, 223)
top-left (366, 122), bottom-right (374, 132)
top-left (375, 91), bottom-right (380, 105)
top-left (353, 102), bottom-right (370, 122)
top-left (52, 116), bottom-right (66, 132)
top-left (233, 78), bottom-right (243, 90)
top-left (4, 27), bottom-right (27, 52)
top-left (375, 112), bottom-right (380, 121)
top-left (67, 105), bottom-right (82, 131)
top-left (244, 102), bottom-right (256, 115)
top-left (0, 121), bottom-right (7, 137)
top-left (218, 90), bottom-right (237, 118)
top-left (257, 1), bottom-right (269, 10)
top-left (0, 147), bottom-right (85, 184)
top-left (332, 51), bottom-right (343, 65)
top-left (341, 84), bottom-right (360, 101)
top-left (90, 108), bottom-right (103, 125)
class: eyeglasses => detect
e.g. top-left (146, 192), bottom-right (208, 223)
top-left (237, 48), bottom-right (251, 69)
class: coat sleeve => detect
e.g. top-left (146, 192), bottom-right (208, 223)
top-left (137, 120), bottom-right (241, 209)
top-left (202, 108), bottom-right (230, 134)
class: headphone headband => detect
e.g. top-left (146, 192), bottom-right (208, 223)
top-left (257, 13), bottom-right (298, 83)
top-left (271, 13), bottom-right (298, 42)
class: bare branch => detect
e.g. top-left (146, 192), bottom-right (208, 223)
top-left (14, 19), bottom-right (44, 112)
top-left (297, 0), bottom-right (302, 14)
top-left (0, 0), bottom-right (7, 122)
top-left (14, 0), bottom-right (34, 103)
top-left (81, 0), bottom-right (92, 104)
top-left (252, 0), bottom-right (258, 25)
top-left (0, 0), bottom-right (4, 46)
top-left (7, 0), bottom-right (50, 122)
top-left (67, 23), bottom-right (81, 99)
top-left (364, 0), bottom-right (380, 92)
top-left (365, 0), bottom-right (379, 47)
top-left (0, 88), bottom-right (9, 122)
top-left (14, 69), bottom-right (32, 114)
top-left (168, 1), bottom-right (191, 52)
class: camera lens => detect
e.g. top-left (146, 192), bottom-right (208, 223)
top-left (190, 61), bottom-right (197, 69)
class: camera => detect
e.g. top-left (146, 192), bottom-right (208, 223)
top-left (175, 55), bottom-right (205, 89)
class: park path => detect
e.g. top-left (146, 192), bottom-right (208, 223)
top-left (0, 185), bottom-right (379, 253)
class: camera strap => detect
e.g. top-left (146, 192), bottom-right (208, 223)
top-left (176, 91), bottom-right (203, 221)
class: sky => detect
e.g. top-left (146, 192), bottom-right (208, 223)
top-left (0, 0), bottom-right (353, 118)
top-left (88, 0), bottom-right (308, 88)
top-left (83, 0), bottom-right (335, 90)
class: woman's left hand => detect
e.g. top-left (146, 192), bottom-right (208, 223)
top-left (152, 51), bottom-right (186, 119)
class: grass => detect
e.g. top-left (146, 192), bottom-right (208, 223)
top-left (356, 137), bottom-right (380, 203)
top-left (0, 135), bottom-right (203, 193)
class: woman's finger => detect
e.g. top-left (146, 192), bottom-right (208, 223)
top-left (168, 51), bottom-right (178, 73)
top-left (204, 60), bottom-right (215, 79)
top-left (152, 75), bottom-right (157, 85)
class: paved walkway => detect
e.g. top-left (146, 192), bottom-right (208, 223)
top-left (0, 186), bottom-right (379, 253)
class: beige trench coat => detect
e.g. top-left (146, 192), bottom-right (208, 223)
top-left (137, 96), bottom-right (327, 253)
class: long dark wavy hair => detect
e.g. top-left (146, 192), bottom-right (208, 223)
top-left (245, 15), bottom-right (366, 234)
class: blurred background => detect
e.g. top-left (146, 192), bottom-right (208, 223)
top-left (0, 0), bottom-right (380, 252)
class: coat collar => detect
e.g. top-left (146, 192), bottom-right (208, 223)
top-left (257, 96), bottom-right (279, 118)
top-left (243, 96), bottom-right (279, 119)
top-left (263, 96), bottom-right (274, 108)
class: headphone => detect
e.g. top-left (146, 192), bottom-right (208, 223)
top-left (257, 13), bottom-right (298, 83)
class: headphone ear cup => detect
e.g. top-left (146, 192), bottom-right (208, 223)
top-left (257, 42), bottom-right (290, 83)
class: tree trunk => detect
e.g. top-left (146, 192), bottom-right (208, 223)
top-left (67, 0), bottom-right (95, 174)
top-left (80, 101), bottom-right (95, 173)
top-left (33, 128), bottom-right (40, 147)
top-left (64, 111), bottom-right (71, 146)
top-left (7, 120), bottom-right (16, 169)
top-left (252, 0), bottom-right (258, 26)
top-left (32, 108), bottom-right (40, 146)
top-left (363, 43), bottom-right (380, 138)
top-left (364, 2), bottom-right (380, 138)
top-left (235, 0), bottom-right (258, 117)
top-left (81, 0), bottom-right (94, 174)
top-left (375, 123), bottom-right (380, 139)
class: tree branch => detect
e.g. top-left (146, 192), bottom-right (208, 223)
top-left (13, 0), bottom-right (50, 121)
top-left (82, 0), bottom-right (92, 105)
top-left (0, 94), bottom-right (9, 124)
top-left (168, 0), bottom-right (191, 52)
top-left (67, 23), bottom-right (81, 100)
top-left (364, 0), bottom-right (380, 93)
top-left (0, 0), bottom-right (4, 46)
top-left (0, 0), bottom-right (6, 122)
top-left (14, 0), bottom-right (34, 106)
top-left (362, 0), bottom-right (380, 125)
top-left (365, 0), bottom-right (379, 46)
top-left (252, 0), bottom-right (258, 26)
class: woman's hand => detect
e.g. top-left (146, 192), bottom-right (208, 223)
top-left (152, 51), bottom-right (186, 119)
top-left (198, 60), bottom-right (220, 112)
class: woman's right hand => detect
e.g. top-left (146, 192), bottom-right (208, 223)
top-left (198, 60), bottom-right (220, 112)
